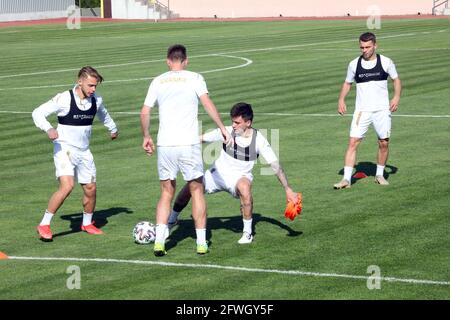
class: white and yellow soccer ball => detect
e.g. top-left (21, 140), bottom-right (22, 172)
top-left (132, 221), bottom-right (156, 244)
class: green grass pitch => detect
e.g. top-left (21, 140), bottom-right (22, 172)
top-left (0, 18), bottom-right (449, 299)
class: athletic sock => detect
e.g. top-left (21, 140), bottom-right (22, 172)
top-left (168, 210), bottom-right (180, 224)
top-left (376, 165), bottom-right (385, 177)
top-left (243, 218), bottom-right (253, 235)
top-left (196, 228), bottom-right (206, 245)
top-left (82, 212), bottom-right (93, 226)
top-left (155, 224), bottom-right (168, 244)
top-left (343, 166), bottom-right (353, 182)
top-left (40, 210), bottom-right (54, 226)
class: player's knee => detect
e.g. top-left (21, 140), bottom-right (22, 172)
top-left (238, 187), bottom-right (252, 204)
top-left (160, 180), bottom-right (176, 195)
top-left (348, 138), bottom-right (361, 149)
top-left (60, 187), bottom-right (73, 197)
top-left (188, 180), bottom-right (204, 194)
top-left (59, 182), bottom-right (74, 196)
top-left (378, 139), bottom-right (389, 149)
top-left (237, 181), bottom-right (251, 195)
top-left (84, 184), bottom-right (97, 197)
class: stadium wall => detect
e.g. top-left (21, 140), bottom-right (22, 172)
top-left (168, 0), bottom-right (432, 18)
top-left (110, 0), bottom-right (160, 19)
top-left (0, 0), bottom-right (75, 22)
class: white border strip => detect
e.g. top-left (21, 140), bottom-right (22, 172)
top-left (7, 255), bottom-right (450, 286)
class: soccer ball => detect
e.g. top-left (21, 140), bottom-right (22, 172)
top-left (132, 221), bottom-right (156, 244)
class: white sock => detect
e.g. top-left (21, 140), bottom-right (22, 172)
top-left (343, 166), bottom-right (353, 182)
top-left (243, 218), bottom-right (252, 235)
top-left (168, 210), bottom-right (180, 224)
top-left (40, 210), bottom-right (54, 226)
top-left (196, 228), bottom-right (206, 245)
top-left (82, 212), bottom-right (93, 226)
top-left (155, 224), bottom-right (168, 244)
top-left (376, 165), bottom-right (385, 177)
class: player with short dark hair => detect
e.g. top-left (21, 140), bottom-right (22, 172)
top-left (166, 44), bottom-right (187, 62)
top-left (140, 44), bottom-right (231, 256)
top-left (334, 32), bottom-right (402, 189)
top-left (168, 102), bottom-right (300, 244)
top-left (230, 102), bottom-right (254, 122)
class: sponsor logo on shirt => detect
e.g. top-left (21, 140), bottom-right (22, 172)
top-left (160, 77), bottom-right (187, 84)
top-left (73, 115), bottom-right (94, 120)
top-left (358, 72), bottom-right (381, 78)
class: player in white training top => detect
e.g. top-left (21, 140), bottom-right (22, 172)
top-left (168, 102), bottom-right (300, 244)
top-left (140, 44), bottom-right (231, 256)
top-left (334, 32), bottom-right (402, 189)
top-left (32, 66), bottom-right (118, 241)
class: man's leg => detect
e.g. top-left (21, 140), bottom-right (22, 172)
top-left (47, 176), bottom-right (75, 214)
top-left (80, 182), bottom-right (103, 234)
top-left (154, 179), bottom-right (176, 256)
top-left (81, 182), bottom-right (96, 214)
top-left (189, 177), bottom-right (206, 229)
top-left (334, 137), bottom-right (362, 189)
top-left (156, 179), bottom-right (176, 230)
top-left (189, 177), bottom-right (208, 254)
top-left (375, 138), bottom-right (390, 185)
top-left (373, 110), bottom-right (391, 185)
top-left (168, 183), bottom-right (191, 228)
top-left (37, 175), bottom-right (74, 240)
top-left (236, 177), bottom-right (253, 244)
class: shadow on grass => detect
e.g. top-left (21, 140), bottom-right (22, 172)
top-left (53, 207), bottom-right (134, 238)
top-left (337, 161), bottom-right (398, 185)
top-left (165, 213), bottom-right (302, 251)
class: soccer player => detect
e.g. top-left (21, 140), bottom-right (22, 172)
top-left (32, 66), bottom-right (118, 241)
top-left (140, 44), bottom-right (231, 256)
top-left (167, 102), bottom-right (300, 244)
top-left (334, 32), bottom-right (401, 189)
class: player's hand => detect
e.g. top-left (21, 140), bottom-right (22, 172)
top-left (338, 100), bottom-right (347, 115)
top-left (284, 191), bottom-right (303, 221)
top-left (286, 188), bottom-right (298, 204)
top-left (390, 96), bottom-right (400, 112)
top-left (46, 128), bottom-right (58, 140)
top-left (110, 131), bottom-right (119, 140)
top-left (142, 136), bottom-right (155, 156)
top-left (221, 128), bottom-right (232, 146)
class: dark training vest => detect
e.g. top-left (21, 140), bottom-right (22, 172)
top-left (58, 90), bottom-right (97, 126)
top-left (222, 128), bottom-right (259, 162)
top-left (355, 54), bottom-right (389, 84)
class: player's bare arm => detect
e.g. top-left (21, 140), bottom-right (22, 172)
top-left (390, 78), bottom-right (402, 112)
top-left (270, 161), bottom-right (298, 204)
top-left (140, 105), bottom-right (155, 155)
top-left (199, 94), bottom-right (232, 145)
top-left (338, 82), bottom-right (352, 115)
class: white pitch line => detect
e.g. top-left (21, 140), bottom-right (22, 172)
top-left (1, 110), bottom-right (449, 119)
top-left (1, 28), bottom-right (448, 80)
top-left (0, 53), bottom-right (249, 80)
top-left (7, 255), bottom-right (450, 287)
top-left (0, 54), bottom-right (252, 91)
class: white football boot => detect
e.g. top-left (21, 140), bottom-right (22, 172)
top-left (238, 232), bottom-right (253, 244)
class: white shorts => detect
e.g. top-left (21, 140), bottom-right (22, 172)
top-left (350, 110), bottom-right (391, 139)
top-left (53, 143), bottom-right (96, 184)
top-left (157, 144), bottom-right (203, 181)
top-left (204, 166), bottom-right (253, 198)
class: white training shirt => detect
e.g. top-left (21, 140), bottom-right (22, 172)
top-left (32, 85), bottom-right (117, 150)
top-left (346, 54), bottom-right (398, 111)
top-left (143, 70), bottom-right (208, 146)
top-left (202, 126), bottom-right (278, 176)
